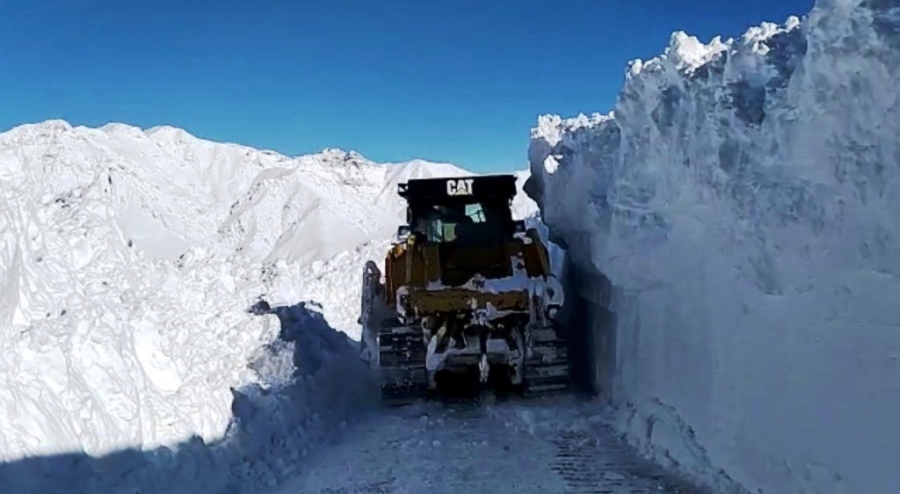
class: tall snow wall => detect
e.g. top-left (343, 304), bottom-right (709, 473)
top-left (526, 1), bottom-right (900, 493)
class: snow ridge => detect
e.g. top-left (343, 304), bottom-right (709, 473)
top-left (527, 1), bottom-right (899, 493)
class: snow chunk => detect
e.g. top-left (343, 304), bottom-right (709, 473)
top-left (666, 31), bottom-right (729, 72)
top-left (531, 113), bottom-right (613, 148)
top-left (132, 317), bottom-right (184, 393)
top-left (627, 15), bottom-right (802, 79)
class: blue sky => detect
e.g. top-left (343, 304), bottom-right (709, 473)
top-left (1, 0), bottom-right (813, 173)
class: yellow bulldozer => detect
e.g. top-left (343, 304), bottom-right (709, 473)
top-left (359, 174), bottom-right (569, 404)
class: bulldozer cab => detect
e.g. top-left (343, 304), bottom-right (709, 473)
top-left (398, 175), bottom-right (521, 248)
top-left (395, 175), bottom-right (523, 286)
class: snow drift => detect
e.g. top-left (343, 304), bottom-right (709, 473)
top-left (0, 119), bottom-right (499, 463)
top-left (527, 1), bottom-right (900, 493)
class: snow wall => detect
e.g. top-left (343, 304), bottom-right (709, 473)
top-left (526, 1), bottom-right (900, 493)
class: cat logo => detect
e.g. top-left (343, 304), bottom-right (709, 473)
top-left (446, 178), bottom-right (474, 196)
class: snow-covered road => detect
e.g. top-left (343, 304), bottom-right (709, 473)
top-left (277, 397), bottom-right (703, 494)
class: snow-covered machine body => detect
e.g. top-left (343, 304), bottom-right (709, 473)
top-left (360, 174), bottom-right (569, 404)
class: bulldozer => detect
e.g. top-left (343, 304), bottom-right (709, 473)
top-left (359, 174), bottom-right (569, 404)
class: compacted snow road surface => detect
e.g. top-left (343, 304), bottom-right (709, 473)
top-left (278, 396), bottom-right (704, 494)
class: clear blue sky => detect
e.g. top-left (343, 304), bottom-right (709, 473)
top-left (1, 0), bottom-right (813, 173)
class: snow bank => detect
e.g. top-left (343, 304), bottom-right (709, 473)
top-left (527, 1), bottom-right (900, 493)
top-left (0, 302), bottom-right (376, 494)
top-left (0, 120), bottom-right (469, 461)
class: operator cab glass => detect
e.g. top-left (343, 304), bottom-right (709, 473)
top-left (413, 200), bottom-right (511, 245)
top-left (397, 175), bottom-right (520, 246)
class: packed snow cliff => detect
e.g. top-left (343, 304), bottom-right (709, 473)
top-left (527, 1), bottom-right (899, 493)
top-left (0, 120), bottom-right (535, 463)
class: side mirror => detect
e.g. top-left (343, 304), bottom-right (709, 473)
top-left (513, 220), bottom-right (526, 234)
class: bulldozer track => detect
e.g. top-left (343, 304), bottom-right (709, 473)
top-left (378, 323), bottom-right (429, 405)
top-left (376, 316), bottom-right (573, 406)
top-left (523, 324), bottom-right (572, 397)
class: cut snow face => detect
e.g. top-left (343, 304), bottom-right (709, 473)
top-left (0, 120), bottom-right (536, 464)
top-left (527, 2), bottom-right (899, 494)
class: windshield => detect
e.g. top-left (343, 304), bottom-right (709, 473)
top-left (415, 201), bottom-right (507, 244)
